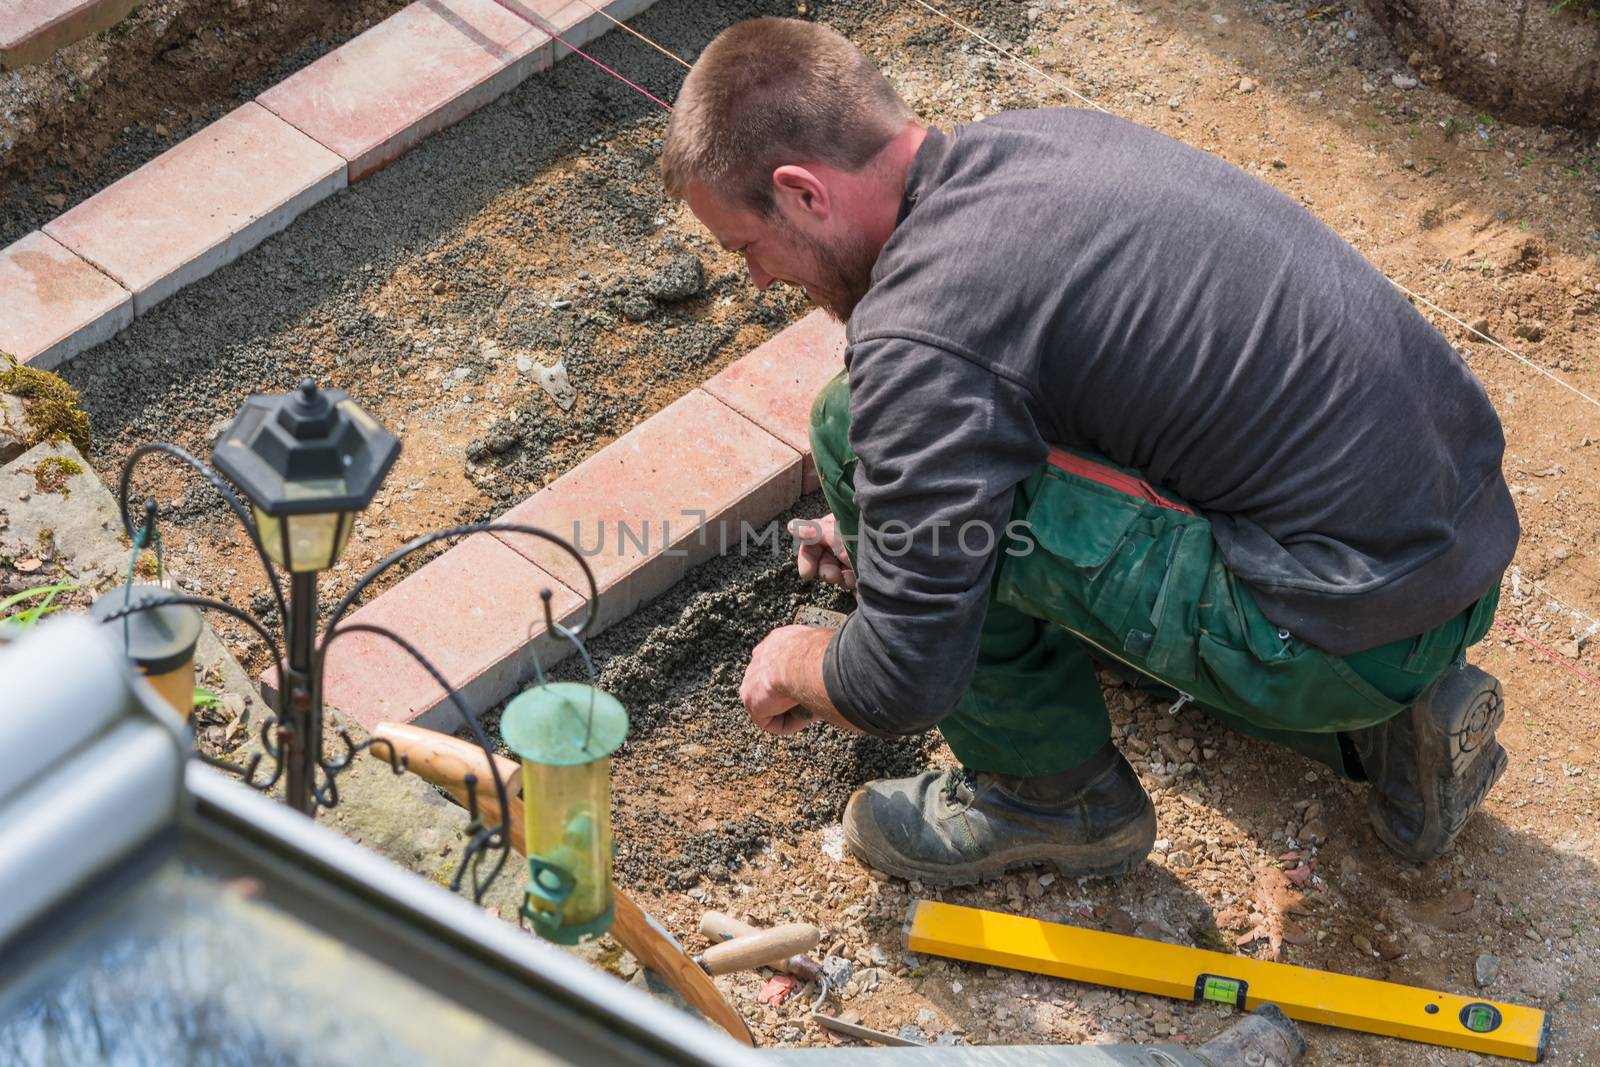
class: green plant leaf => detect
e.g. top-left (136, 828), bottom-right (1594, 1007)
top-left (0, 582), bottom-right (78, 628)
top-left (192, 686), bottom-right (222, 710)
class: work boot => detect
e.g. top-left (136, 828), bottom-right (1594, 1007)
top-left (840, 742), bottom-right (1156, 887)
top-left (1349, 663), bottom-right (1508, 863)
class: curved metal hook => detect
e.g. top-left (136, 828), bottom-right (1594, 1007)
top-left (316, 621), bottom-right (512, 901)
top-left (312, 730), bottom-right (409, 809)
top-left (116, 442), bottom-right (289, 626)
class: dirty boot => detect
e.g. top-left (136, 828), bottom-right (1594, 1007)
top-left (840, 741), bottom-right (1156, 887)
top-left (1349, 663), bottom-right (1508, 863)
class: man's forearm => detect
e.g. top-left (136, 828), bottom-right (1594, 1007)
top-left (786, 627), bottom-right (862, 734)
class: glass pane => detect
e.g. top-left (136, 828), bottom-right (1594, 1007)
top-left (253, 507), bottom-right (348, 573)
top-left (0, 863), bottom-right (566, 1067)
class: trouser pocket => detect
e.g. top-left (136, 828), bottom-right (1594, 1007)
top-left (996, 450), bottom-right (1209, 685)
top-left (1195, 568), bottom-right (1404, 733)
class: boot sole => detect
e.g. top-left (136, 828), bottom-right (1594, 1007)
top-left (841, 793), bottom-right (1158, 889)
top-left (1369, 665), bottom-right (1508, 863)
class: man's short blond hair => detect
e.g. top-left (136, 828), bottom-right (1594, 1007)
top-left (661, 18), bottom-right (912, 215)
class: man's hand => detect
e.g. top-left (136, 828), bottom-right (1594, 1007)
top-left (789, 515), bottom-right (856, 591)
top-left (740, 624), bottom-right (859, 735)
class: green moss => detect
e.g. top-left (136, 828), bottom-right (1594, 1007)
top-left (33, 455), bottom-right (83, 497)
top-left (1553, 0), bottom-right (1598, 14)
top-left (0, 353), bottom-right (92, 454)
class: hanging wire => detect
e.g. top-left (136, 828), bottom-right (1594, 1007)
top-left (571, 0), bottom-right (691, 68)
top-left (902, 0), bottom-right (1108, 113)
top-left (491, 0), bottom-right (675, 111)
top-left (528, 589), bottom-right (602, 752)
top-left (1392, 279), bottom-right (1600, 412)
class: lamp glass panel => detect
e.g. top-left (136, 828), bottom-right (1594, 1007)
top-left (253, 506), bottom-right (351, 573)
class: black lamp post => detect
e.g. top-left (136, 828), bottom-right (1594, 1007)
top-left (211, 380), bottom-right (399, 814)
top-left (102, 377), bottom-right (602, 905)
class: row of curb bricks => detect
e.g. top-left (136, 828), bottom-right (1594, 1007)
top-left (2, 0), bottom-right (851, 753)
top-left (0, 0), bottom-right (656, 371)
top-left (283, 310), bottom-right (846, 733)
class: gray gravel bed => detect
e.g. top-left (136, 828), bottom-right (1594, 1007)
top-left (491, 492), bottom-right (938, 893)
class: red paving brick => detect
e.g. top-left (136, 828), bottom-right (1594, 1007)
top-left (259, 0), bottom-right (548, 183)
top-left (702, 311), bottom-right (847, 493)
top-left (496, 0), bottom-right (657, 54)
top-left (315, 534), bottom-right (585, 730)
top-left (492, 388), bottom-right (802, 633)
top-left (43, 103), bottom-right (346, 315)
top-left (0, 232), bottom-right (132, 370)
top-left (0, 0), bottom-right (140, 70)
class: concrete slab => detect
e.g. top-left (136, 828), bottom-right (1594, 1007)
top-left (492, 388), bottom-right (802, 635)
top-left (0, 231), bottom-right (133, 370)
top-left (0, 0), bottom-right (141, 70)
top-left (259, 0), bottom-right (550, 183)
top-left (702, 311), bottom-right (847, 494)
top-left (43, 102), bottom-right (347, 315)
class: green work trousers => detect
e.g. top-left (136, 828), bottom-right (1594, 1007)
top-left (809, 371), bottom-right (1501, 779)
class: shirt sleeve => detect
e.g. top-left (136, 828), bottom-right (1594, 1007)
top-left (822, 336), bottom-right (1046, 736)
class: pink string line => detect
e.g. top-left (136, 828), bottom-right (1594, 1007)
top-left (493, 1), bottom-right (674, 111)
top-left (1494, 620), bottom-right (1600, 691)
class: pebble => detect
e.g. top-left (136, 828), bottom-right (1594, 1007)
top-left (1475, 954), bottom-right (1500, 988)
top-left (1353, 933), bottom-right (1376, 956)
top-left (1237, 77), bottom-right (1256, 93)
top-left (644, 254), bottom-right (706, 302)
top-left (1392, 74), bottom-right (1419, 89)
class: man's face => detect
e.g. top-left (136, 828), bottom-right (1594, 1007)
top-left (685, 182), bottom-right (876, 322)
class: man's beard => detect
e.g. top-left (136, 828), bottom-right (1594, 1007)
top-left (780, 219), bottom-right (877, 323)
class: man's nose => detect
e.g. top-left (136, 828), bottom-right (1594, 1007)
top-left (744, 254), bottom-right (775, 289)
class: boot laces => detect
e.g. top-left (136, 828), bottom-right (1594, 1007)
top-left (940, 767), bottom-right (977, 810)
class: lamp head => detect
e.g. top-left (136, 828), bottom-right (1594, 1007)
top-left (211, 379), bottom-right (400, 572)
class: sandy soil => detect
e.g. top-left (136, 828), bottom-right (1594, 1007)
top-left (7, 0), bottom-right (1599, 1062)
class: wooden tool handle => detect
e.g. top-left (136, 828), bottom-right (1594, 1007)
top-left (377, 724), bottom-right (754, 1046)
top-left (699, 911), bottom-right (760, 942)
top-left (699, 924), bottom-right (822, 976)
top-left (699, 912), bottom-right (823, 983)
top-left (370, 722), bottom-right (521, 800)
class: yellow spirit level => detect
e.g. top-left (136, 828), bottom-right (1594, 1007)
top-left (907, 900), bottom-right (1549, 1062)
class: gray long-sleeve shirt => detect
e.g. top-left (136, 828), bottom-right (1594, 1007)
top-left (823, 110), bottom-right (1518, 736)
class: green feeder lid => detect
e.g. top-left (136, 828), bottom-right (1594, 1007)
top-left (91, 584), bottom-right (203, 675)
top-left (502, 682), bottom-right (628, 766)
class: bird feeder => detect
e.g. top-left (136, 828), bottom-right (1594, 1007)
top-left (211, 379), bottom-right (400, 574)
top-left (501, 681), bottom-right (628, 945)
top-left (91, 584), bottom-right (203, 718)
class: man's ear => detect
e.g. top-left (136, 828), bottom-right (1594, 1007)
top-left (772, 165), bottom-right (830, 222)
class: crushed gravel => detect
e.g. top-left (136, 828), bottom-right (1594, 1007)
top-left (485, 492), bottom-right (938, 893)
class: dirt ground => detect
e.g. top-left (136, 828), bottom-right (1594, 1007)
top-left (6, 0), bottom-right (1599, 1062)
top-left (0, 0), bottom-right (412, 248)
